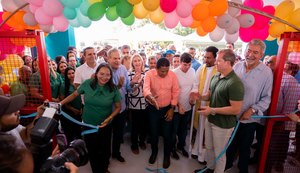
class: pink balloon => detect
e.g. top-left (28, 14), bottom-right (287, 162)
top-left (176, 1), bottom-right (192, 18)
top-left (35, 7), bottom-right (53, 25)
top-left (42, 0), bottom-right (64, 17)
top-left (255, 25), bottom-right (269, 40)
top-left (29, 4), bottom-right (39, 13)
top-left (25, 0), bottom-right (43, 7)
top-left (53, 15), bottom-right (69, 32)
top-left (243, 0), bottom-right (263, 10)
top-left (164, 11), bottom-right (179, 28)
top-left (160, 0), bottom-right (177, 13)
top-left (179, 15), bottom-right (193, 27)
top-left (239, 27), bottom-right (254, 42)
top-left (188, 0), bottom-right (200, 6)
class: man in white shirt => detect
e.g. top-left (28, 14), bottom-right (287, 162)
top-left (74, 47), bottom-right (103, 88)
top-left (172, 53), bottom-right (197, 159)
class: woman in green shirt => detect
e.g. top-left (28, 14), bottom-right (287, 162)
top-left (59, 66), bottom-right (82, 144)
top-left (60, 63), bottom-right (121, 173)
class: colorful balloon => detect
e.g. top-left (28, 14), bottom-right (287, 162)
top-left (106, 6), bottom-right (119, 21)
top-left (237, 14), bottom-right (254, 28)
top-left (275, 0), bottom-right (295, 19)
top-left (164, 11), bottom-right (179, 29)
top-left (209, 0), bottom-right (228, 16)
top-left (176, 0), bottom-right (192, 18)
top-left (63, 7), bottom-right (77, 20)
top-left (202, 16), bottom-right (216, 32)
top-left (43, 0), bottom-right (64, 17)
top-left (192, 1), bottom-right (210, 21)
top-left (217, 14), bottom-right (233, 29)
top-left (133, 2), bottom-right (149, 19)
top-left (53, 15), bottom-right (69, 32)
top-left (143, 0), bottom-right (160, 12)
top-left (121, 13), bottom-right (135, 25)
top-left (87, 2), bottom-right (106, 21)
top-left (149, 7), bottom-right (164, 24)
top-left (209, 26), bottom-right (225, 42)
top-left (116, 0), bottom-right (133, 18)
top-left (160, 0), bottom-right (177, 13)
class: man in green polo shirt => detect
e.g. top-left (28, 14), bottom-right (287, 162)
top-left (194, 49), bottom-right (244, 173)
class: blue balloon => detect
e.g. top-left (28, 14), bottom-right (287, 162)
top-left (63, 7), bottom-right (77, 20)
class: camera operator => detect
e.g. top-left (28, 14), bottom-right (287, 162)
top-left (0, 94), bottom-right (78, 173)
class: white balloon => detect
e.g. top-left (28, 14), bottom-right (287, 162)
top-left (23, 12), bottom-right (38, 26)
top-left (1, 0), bottom-right (18, 12)
top-left (228, 0), bottom-right (242, 17)
top-left (237, 14), bottom-right (255, 28)
top-left (209, 26), bottom-right (225, 42)
top-left (225, 32), bottom-right (239, 43)
top-left (77, 11), bottom-right (91, 28)
top-left (225, 18), bottom-right (240, 34)
top-left (13, 0), bottom-right (27, 7)
top-left (69, 18), bottom-right (80, 27)
top-left (217, 14), bottom-right (233, 29)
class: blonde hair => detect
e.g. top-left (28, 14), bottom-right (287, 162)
top-left (131, 54), bottom-right (145, 72)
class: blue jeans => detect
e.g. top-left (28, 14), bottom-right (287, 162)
top-left (147, 104), bottom-right (173, 158)
top-left (172, 110), bottom-right (192, 150)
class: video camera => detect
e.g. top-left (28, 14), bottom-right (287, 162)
top-left (30, 102), bottom-right (88, 173)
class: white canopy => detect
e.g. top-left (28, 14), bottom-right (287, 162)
top-left (120, 24), bottom-right (184, 42)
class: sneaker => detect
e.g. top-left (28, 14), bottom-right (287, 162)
top-left (112, 154), bottom-right (125, 162)
top-left (171, 150), bottom-right (180, 160)
top-left (198, 161), bottom-right (207, 165)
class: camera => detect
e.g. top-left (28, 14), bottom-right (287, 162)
top-left (30, 102), bottom-right (88, 173)
top-left (40, 139), bottom-right (88, 173)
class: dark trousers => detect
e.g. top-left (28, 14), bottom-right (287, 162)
top-left (112, 110), bottom-right (126, 156)
top-left (252, 123), bottom-right (264, 161)
top-left (226, 123), bottom-right (256, 173)
top-left (84, 124), bottom-right (112, 173)
top-left (147, 105), bottom-right (173, 158)
top-left (172, 110), bottom-right (192, 150)
top-left (296, 124), bottom-right (300, 160)
top-left (60, 109), bottom-right (82, 144)
top-left (130, 109), bottom-right (147, 148)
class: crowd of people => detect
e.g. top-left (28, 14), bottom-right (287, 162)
top-left (0, 39), bottom-right (300, 173)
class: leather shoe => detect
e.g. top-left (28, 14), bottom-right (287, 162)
top-left (179, 149), bottom-right (189, 158)
top-left (171, 150), bottom-right (180, 160)
top-left (194, 167), bottom-right (214, 173)
top-left (198, 161), bottom-right (207, 165)
top-left (163, 157), bottom-right (171, 169)
top-left (131, 146), bottom-right (139, 154)
top-left (148, 152), bottom-right (157, 164)
top-left (112, 154), bottom-right (125, 162)
top-left (139, 142), bottom-right (147, 150)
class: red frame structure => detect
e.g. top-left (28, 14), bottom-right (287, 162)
top-left (0, 30), bottom-right (52, 114)
top-left (258, 32), bottom-right (300, 173)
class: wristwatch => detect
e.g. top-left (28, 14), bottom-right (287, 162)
top-left (251, 108), bottom-right (257, 114)
top-left (211, 108), bottom-right (216, 116)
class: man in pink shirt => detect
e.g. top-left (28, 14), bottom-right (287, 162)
top-left (143, 58), bottom-right (180, 169)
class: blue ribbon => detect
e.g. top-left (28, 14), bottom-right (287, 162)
top-left (145, 167), bottom-right (169, 173)
top-left (20, 112), bottom-right (37, 119)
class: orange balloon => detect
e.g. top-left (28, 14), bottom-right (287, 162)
top-left (133, 2), bottom-right (149, 19)
top-left (269, 22), bottom-right (286, 38)
top-left (196, 25), bottom-right (208, 37)
top-left (149, 7), bottom-right (164, 24)
top-left (10, 38), bottom-right (36, 47)
top-left (209, 0), bottom-right (228, 16)
top-left (190, 19), bottom-right (201, 28)
top-left (201, 16), bottom-right (216, 32)
top-left (192, 1), bottom-right (210, 21)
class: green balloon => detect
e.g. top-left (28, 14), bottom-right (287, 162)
top-left (121, 13), bottom-right (135, 26)
top-left (63, 7), bottom-right (77, 20)
top-left (106, 6), bottom-right (118, 21)
top-left (103, 0), bottom-right (119, 7)
top-left (87, 2), bottom-right (107, 21)
top-left (116, 0), bottom-right (133, 18)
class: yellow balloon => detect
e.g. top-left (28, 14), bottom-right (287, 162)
top-left (266, 35), bottom-right (276, 41)
top-left (285, 25), bottom-right (298, 32)
top-left (128, 0), bottom-right (142, 5)
top-left (133, 2), bottom-right (149, 19)
top-left (88, 0), bottom-right (102, 3)
top-left (3, 74), bottom-right (17, 83)
top-left (149, 7), bottom-right (164, 24)
top-left (288, 8), bottom-right (300, 26)
top-left (0, 54), bottom-right (24, 68)
top-left (293, 0), bottom-right (300, 8)
top-left (143, 0), bottom-right (159, 12)
top-left (275, 0), bottom-right (295, 19)
top-left (269, 22), bottom-right (286, 38)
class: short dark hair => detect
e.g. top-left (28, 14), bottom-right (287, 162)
top-left (121, 45), bottom-right (130, 50)
top-left (205, 46), bottom-right (219, 58)
top-left (180, 53), bottom-right (192, 63)
top-left (218, 49), bottom-right (236, 66)
top-left (83, 47), bottom-right (94, 56)
top-left (156, 58), bottom-right (170, 69)
top-left (189, 47), bottom-right (196, 51)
